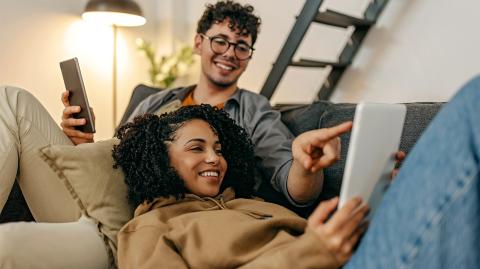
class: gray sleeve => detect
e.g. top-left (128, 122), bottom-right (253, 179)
top-left (245, 97), bottom-right (310, 207)
top-left (126, 90), bottom-right (171, 122)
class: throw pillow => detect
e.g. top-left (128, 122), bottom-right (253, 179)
top-left (39, 138), bottom-right (132, 264)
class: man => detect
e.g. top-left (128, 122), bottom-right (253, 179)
top-left (62, 0), bottom-right (345, 207)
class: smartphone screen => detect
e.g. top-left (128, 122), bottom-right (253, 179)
top-left (59, 57), bottom-right (95, 133)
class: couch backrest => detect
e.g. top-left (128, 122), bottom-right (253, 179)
top-left (121, 85), bottom-right (443, 216)
top-left (118, 84), bottom-right (163, 128)
top-left (280, 101), bottom-right (443, 201)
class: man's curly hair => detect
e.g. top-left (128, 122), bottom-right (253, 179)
top-left (197, 0), bottom-right (261, 45)
top-left (113, 105), bottom-right (256, 207)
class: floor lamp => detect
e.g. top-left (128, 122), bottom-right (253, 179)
top-left (82, 0), bottom-right (146, 131)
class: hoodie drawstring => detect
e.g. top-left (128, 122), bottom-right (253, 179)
top-left (203, 196), bottom-right (272, 220)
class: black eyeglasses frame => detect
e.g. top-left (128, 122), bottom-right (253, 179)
top-left (200, 34), bottom-right (255, 60)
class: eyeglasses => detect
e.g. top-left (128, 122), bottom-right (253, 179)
top-left (201, 34), bottom-right (254, 60)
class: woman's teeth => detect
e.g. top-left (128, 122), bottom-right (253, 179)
top-left (200, 171), bottom-right (219, 177)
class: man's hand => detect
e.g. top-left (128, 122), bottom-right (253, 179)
top-left (307, 197), bottom-right (369, 265)
top-left (61, 91), bottom-right (95, 145)
top-left (391, 151), bottom-right (406, 180)
top-left (292, 121), bottom-right (353, 173)
top-left (287, 122), bottom-right (352, 204)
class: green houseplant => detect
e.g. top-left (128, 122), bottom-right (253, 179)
top-left (136, 38), bottom-right (195, 89)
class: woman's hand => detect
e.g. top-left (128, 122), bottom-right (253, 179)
top-left (61, 90), bottom-right (95, 145)
top-left (307, 197), bottom-right (369, 265)
top-left (391, 151), bottom-right (406, 180)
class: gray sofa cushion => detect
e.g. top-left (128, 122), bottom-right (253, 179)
top-left (281, 101), bottom-right (443, 201)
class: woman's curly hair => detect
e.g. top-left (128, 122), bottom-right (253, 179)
top-left (113, 104), bottom-right (256, 207)
top-left (197, 0), bottom-right (261, 45)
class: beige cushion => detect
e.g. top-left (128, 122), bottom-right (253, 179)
top-left (39, 138), bottom-right (132, 264)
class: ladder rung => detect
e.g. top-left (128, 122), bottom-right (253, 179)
top-left (314, 9), bottom-right (374, 28)
top-left (291, 59), bottom-right (350, 68)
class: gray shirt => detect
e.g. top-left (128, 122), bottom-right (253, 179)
top-left (129, 86), bottom-right (306, 206)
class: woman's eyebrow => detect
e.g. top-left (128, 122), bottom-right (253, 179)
top-left (184, 138), bottom-right (206, 145)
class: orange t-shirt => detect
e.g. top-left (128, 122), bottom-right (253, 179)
top-left (182, 90), bottom-right (225, 109)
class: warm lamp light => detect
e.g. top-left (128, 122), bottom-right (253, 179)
top-left (82, 11), bottom-right (146, 27)
top-left (82, 0), bottom-right (146, 26)
top-left (82, 0), bottom-right (146, 131)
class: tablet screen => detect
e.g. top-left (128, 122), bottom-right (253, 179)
top-left (339, 103), bottom-right (406, 215)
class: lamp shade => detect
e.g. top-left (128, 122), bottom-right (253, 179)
top-left (82, 0), bottom-right (146, 27)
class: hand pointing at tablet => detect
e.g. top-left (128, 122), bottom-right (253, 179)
top-left (287, 121), bottom-right (353, 204)
top-left (293, 121), bottom-right (353, 173)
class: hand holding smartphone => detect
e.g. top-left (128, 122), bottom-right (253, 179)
top-left (60, 57), bottom-right (96, 133)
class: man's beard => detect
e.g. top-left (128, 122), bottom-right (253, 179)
top-left (207, 73), bottom-right (239, 89)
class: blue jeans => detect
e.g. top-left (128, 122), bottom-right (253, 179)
top-left (345, 76), bottom-right (480, 269)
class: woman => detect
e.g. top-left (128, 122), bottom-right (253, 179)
top-left (113, 105), bottom-right (367, 269)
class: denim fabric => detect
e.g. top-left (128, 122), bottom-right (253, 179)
top-left (345, 76), bottom-right (480, 269)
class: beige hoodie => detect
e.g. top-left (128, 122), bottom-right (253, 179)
top-left (117, 188), bottom-right (340, 269)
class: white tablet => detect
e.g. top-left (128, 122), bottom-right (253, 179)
top-left (339, 103), bottom-right (406, 214)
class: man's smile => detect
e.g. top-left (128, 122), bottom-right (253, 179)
top-left (213, 58), bottom-right (238, 72)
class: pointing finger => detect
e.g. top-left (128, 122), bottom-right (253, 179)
top-left (309, 122), bottom-right (352, 147)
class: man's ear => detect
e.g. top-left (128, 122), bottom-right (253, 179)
top-left (193, 34), bottom-right (202, 55)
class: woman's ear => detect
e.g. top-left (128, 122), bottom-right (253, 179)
top-left (193, 34), bottom-right (203, 55)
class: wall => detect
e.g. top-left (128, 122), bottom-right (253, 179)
top-left (0, 0), bottom-right (165, 140)
top-left (331, 0), bottom-right (480, 103)
top-left (173, 0), bottom-right (480, 104)
top-left (2, 0), bottom-right (479, 137)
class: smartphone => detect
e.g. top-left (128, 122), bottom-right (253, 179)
top-left (59, 57), bottom-right (95, 133)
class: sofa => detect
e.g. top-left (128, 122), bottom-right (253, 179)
top-left (0, 84), bottom-right (443, 222)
